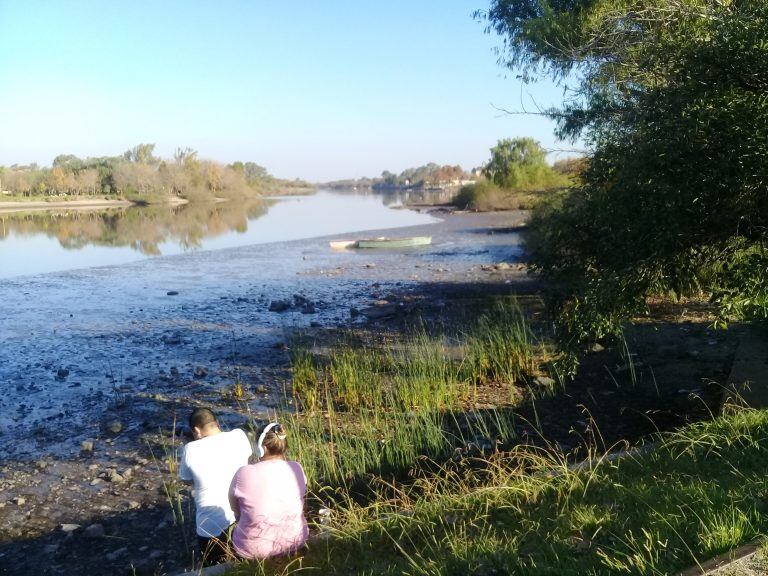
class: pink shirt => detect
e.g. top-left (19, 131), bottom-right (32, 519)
top-left (230, 459), bottom-right (309, 559)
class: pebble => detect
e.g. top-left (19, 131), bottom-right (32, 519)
top-left (81, 440), bottom-right (95, 454)
top-left (56, 368), bottom-right (70, 380)
top-left (105, 546), bottom-right (128, 561)
top-left (106, 470), bottom-right (125, 483)
top-left (166, 291), bottom-right (179, 296)
top-left (13, 496), bottom-right (26, 506)
top-left (106, 420), bottom-right (123, 435)
top-left (534, 376), bottom-right (556, 388)
top-left (90, 478), bottom-right (103, 486)
top-left (83, 523), bottom-right (105, 539)
top-left (127, 500), bottom-right (141, 510)
top-left (268, 299), bottom-right (291, 312)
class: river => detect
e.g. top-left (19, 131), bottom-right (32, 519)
top-left (0, 190), bottom-right (442, 278)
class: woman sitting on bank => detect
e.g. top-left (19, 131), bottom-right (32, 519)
top-left (228, 422), bottom-right (309, 560)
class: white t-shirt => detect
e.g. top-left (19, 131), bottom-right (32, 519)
top-left (179, 428), bottom-right (252, 537)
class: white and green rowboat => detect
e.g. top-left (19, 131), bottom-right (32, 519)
top-left (329, 236), bottom-right (432, 249)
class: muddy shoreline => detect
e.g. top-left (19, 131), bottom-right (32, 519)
top-left (0, 208), bottom-right (741, 575)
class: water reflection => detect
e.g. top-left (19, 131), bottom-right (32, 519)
top-left (0, 190), bottom-right (439, 278)
top-left (0, 199), bottom-right (270, 256)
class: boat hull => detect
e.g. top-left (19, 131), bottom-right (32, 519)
top-left (356, 236), bottom-right (432, 249)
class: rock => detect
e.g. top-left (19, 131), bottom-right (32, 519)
top-left (310, 321), bottom-right (321, 328)
top-left (293, 294), bottom-right (310, 306)
top-left (166, 291), bottom-right (179, 296)
top-left (127, 501), bottom-right (141, 510)
top-left (495, 262), bottom-right (512, 270)
top-left (106, 470), bottom-right (125, 483)
top-left (350, 307), bottom-right (361, 318)
top-left (164, 333), bottom-right (183, 345)
top-left (170, 366), bottom-right (179, 377)
top-left (364, 263), bottom-right (376, 268)
top-left (193, 366), bottom-right (208, 378)
top-left (83, 523), bottom-right (105, 539)
top-left (13, 496), bottom-right (26, 506)
top-left (300, 303), bottom-right (317, 314)
top-left (269, 299), bottom-right (291, 312)
top-left (534, 376), bottom-right (556, 388)
top-left (35, 460), bottom-right (48, 470)
top-left (56, 368), bottom-right (70, 380)
top-left (105, 420), bottom-right (123, 435)
top-left (60, 524), bottom-right (81, 534)
top-left (90, 478), bottom-right (103, 486)
top-left (121, 467), bottom-right (133, 479)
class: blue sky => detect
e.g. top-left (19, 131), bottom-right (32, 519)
top-left (0, 1), bottom-right (572, 181)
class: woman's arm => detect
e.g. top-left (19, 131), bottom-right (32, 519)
top-left (229, 474), bottom-right (241, 520)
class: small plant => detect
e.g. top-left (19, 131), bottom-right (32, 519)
top-left (232, 380), bottom-right (246, 399)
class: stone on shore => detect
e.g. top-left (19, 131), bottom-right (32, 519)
top-left (269, 299), bottom-right (291, 312)
top-left (83, 523), bottom-right (105, 539)
top-left (105, 420), bottom-right (123, 435)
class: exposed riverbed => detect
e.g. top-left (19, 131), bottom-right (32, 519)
top-left (0, 195), bottom-right (531, 575)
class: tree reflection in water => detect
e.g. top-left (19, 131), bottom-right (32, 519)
top-left (0, 198), bottom-right (272, 256)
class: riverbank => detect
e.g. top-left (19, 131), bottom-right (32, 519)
top-left (0, 206), bottom-right (756, 575)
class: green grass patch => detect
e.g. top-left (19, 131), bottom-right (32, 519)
top-left (228, 407), bottom-right (768, 575)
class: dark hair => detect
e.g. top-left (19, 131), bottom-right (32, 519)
top-left (262, 423), bottom-right (288, 457)
top-left (189, 407), bottom-right (217, 430)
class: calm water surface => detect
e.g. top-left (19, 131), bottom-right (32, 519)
top-left (0, 189), bottom-right (441, 278)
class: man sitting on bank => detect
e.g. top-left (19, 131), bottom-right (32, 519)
top-left (179, 407), bottom-right (252, 565)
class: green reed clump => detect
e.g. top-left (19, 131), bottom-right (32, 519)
top-left (280, 304), bottom-right (547, 486)
top-left (389, 331), bottom-right (469, 410)
top-left (328, 347), bottom-right (386, 410)
top-left (464, 302), bottom-right (537, 389)
top-left (290, 345), bottom-right (320, 411)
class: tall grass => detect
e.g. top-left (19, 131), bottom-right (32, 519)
top-left (229, 407), bottom-right (768, 576)
top-left (278, 303), bottom-right (544, 487)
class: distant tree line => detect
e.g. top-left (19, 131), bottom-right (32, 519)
top-left (325, 163), bottom-right (473, 191)
top-left (0, 144), bottom-right (308, 201)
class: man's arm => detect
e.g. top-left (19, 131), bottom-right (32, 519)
top-left (178, 444), bottom-right (193, 484)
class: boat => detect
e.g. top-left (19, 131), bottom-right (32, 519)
top-left (356, 236), bottom-right (432, 249)
top-left (328, 236), bottom-right (432, 249)
top-left (329, 240), bottom-right (357, 249)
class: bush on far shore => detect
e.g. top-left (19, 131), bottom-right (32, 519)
top-left (452, 179), bottom-right (562, 211)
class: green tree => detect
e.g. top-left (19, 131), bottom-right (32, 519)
top-left (123, 143), bottom-right (159, 164)
top-left (480, 0), bottom-right (768, 356)
top-left (484, 137), bottom-right (551, 189)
